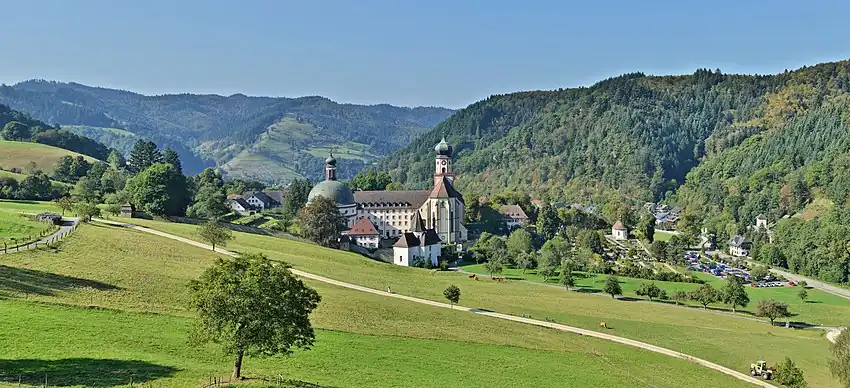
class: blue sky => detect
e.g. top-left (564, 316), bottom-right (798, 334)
top-left (1, 0), bottom-right (849, 108)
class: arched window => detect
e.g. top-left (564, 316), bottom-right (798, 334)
top-left (441, 167), bottom-right (446, 174)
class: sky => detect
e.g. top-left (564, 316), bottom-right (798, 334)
top-left (1, 0), bottom-right (849, 109)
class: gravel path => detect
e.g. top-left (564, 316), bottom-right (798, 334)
top-left (96, 218), bottom-right (775, 387)
top-left (0, 217), bottom-right (78, 255)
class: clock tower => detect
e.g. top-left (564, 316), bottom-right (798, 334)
top-left (433, 137), bottom-right (455, 185)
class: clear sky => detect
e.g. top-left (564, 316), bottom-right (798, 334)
top-left (1, 0), bottom-right (849, 108)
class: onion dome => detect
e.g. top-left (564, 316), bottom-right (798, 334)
top-left (434, 137), bottom-right (452, 156)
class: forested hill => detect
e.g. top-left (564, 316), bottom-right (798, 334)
top-left (381, 61), bottom-right (850, 207)
top-left (0, 81), bottom-right (454, 181)
top-left (0, 103), bottom-right (111, 160)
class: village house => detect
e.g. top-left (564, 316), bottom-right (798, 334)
top-left (241, 190), bottom-right (284, 211)
top-left (230, 197), bottom-right (254, 215)
top-left (729, 235), bottom-right (751, 257)
top-left (499, 204), bottom-right (529, 229)
top-left (612, 220), bottom-right (628, 241)
top-left (343, 217), bottom-right (381, 248)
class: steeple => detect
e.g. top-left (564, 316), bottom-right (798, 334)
top-left (410, 211), bottom-right (425, 234)
top-left (325, 151), bottom-right (337, 181)
top-left (433, 138), bottom-right (455, 185)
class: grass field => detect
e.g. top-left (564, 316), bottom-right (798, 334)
top-left (0, 140), bottom-right (98, 174)
top-left (458, 262), bottom-right (850, 324)
top-left (0, 223), bottom-right (747, 387)
top-left (653, 230), bottom-right (676, 242)
top-left (0, 212), bottom-right (56, 247)
top-left (110, 217), bottom-right (848, 387)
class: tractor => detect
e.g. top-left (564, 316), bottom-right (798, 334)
top-left (750, 360), bottom-right (773, 380)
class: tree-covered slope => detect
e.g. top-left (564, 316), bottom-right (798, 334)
top-left (0, 81), bottom-right (454, 181)
top-left (382, 62), bottom-right (850, 206)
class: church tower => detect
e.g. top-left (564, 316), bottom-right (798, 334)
top-left (434, 137), bottom-right (455, 185)
top-left (325, 152), bottom-right (337, 181)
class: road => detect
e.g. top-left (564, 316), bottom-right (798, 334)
top-left (707, 248), bottom-right (850, 301)
top-left (0, 217), bottom-right (78, 254)
top-left (93, 218), bottom-right (777, 387)
top-left (750, 261), bottom-right (850, 301)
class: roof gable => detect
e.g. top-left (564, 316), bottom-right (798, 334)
top-left (393, 233), bottom-right (420, 248)
top-left (345, 218), bottom-right (379, 236)
top-left (499, 204), bottom-right (528, 219)
top-left (429, 176), bottom-right (464, 202)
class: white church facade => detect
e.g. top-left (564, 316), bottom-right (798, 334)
top-left (307, 138), bottom-right (467, 266)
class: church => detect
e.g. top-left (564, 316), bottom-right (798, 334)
top-left (307, 138), bottom-right (467, 265)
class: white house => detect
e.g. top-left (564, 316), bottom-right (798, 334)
top-left (729, 235), bottom-right (751, 257)
top-left (392, 212), bottom-right (441, 267)
top-left (612, 220), bottom-right (628, 241)
top-left (499, 204), bottom-right (529, 229)
top-left (230, 198), bottom-right (254, 215)
top-left (343, 217), bottom-right (381, 248)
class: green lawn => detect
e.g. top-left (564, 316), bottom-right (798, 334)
top-left (0, 199), bottom-right (63, 215)
top-left (0, 211), bottom-right (55, 246)
top-left (120, 217), bottom-right (847, 387)
top-left (0, 140), bottom-right (98, 174)
top-left (0, 223), bottom-right (747, 387)
top-left (653, 230), bottom-right (676, 242)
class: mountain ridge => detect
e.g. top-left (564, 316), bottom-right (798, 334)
top-left (0, 80), bottom-right (454, 182)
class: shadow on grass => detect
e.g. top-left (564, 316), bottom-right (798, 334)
top-left (574, 287), bottom-right (601, 294)
top-left (0, 266), bottom-right (120, 296)
top-left (0, 358), bottom-right (178, 386)
top-left (805, 300), bottom-right (822, 304)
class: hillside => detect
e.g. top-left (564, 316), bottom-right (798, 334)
top-left (0, 140), bottom-right (98, 174)
top-left (381, 62), bottom-right (848, 206)
top-left (0, 206), bottom-right (750, 387)
top-left (0, 81), bottom-right (454, 182)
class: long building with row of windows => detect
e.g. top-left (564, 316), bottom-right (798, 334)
top-left (306, 138), bottom-right (467, 265)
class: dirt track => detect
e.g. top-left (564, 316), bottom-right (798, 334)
top-left (96, 218), bottom-right (775, 387)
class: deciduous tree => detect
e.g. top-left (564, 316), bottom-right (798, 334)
top-left (198, 219), bottom-right (234, 251)
top-left (604, 275), bottom-right (622, 299)
top-left (74, 201), bottom-right (101, 222)
top-left (756, 299), bottom-right (790, 325)
top-left (690, 283), bottom-right (719, 309)
top-left (299, 196), bottom-right (346, 248)
top-left (189, 254), bottom-right (320, 380)
top-left (720, 276), bottom-right (749, 313)
top-left (798, 288), bottom-right (808, 303)
top-left (775, 357), bottom-right (807, 388)
top-left (443, 285), bottom-right (460, 308)
top-left (55, 196), bottom-right (75, 216)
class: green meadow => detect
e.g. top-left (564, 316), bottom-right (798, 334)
top-left (0, 220), bottom-right (747, 387)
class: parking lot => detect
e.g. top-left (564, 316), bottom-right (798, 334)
top-left (683, 252), bottom-right (795, 288)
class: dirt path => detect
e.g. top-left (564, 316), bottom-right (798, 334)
top-left (0, 217), bottom-right (78, 255)
top-left (827, 327), bottom-right (845, 344)
top-left (96, 218), bottom-right (774, 387)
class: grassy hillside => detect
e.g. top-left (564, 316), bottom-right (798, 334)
top-left (0, 140), bottom-right (98, 174)
top-left (0, 81), bottom-right (454, 181)
top-left (114, 216), bottom-right (845, 387)
top-left (0, 220), bottom-right (746, 387)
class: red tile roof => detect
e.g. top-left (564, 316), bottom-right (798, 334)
top-left (612, 220), bottom-right (627, 230)
top-left (344, 218), bottom-right (379, 236)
